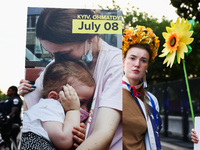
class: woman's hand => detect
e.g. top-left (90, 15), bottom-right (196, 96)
top-left (72, 123), bottom-right (86, 148)
top-left (59, 84), bottom-right (80, 112)
top-left (18, 79), bottom-right (36, 96)
top-left (191, 128), bottom-right (199, 143)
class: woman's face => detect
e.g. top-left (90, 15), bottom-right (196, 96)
top-left (123, 47), bottom-right (149, 85)
top-left (41, 40), bottom-right (85, 61)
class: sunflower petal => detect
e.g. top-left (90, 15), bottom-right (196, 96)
top-left (180, 18), bottom-right (184, 24)
top-left (177, 42), bottom-right (188, 63)
top-left (163, 52), bottom-right (176, 68)
top-left (181, 36), bottom-right (194, 45)
top-left (176, 18), bottom-right (180, 24)
top-left (166, 27), bottom-right (173, 33)
top-left (171, 22), bottom-right (175, 28)
top-left (168, 52), bottom-right (176, 68)
top-left (183, 23), bottom-right (191, 31)
top-left (159, 48), bottom-right (170, 57)
top-left (162, 32), bottom-right (169, 39)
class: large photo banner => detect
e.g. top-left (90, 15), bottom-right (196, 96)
top-left (23, 7), bottom-right (123, 150)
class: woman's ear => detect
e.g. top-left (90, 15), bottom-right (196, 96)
top-left (48, 91), bottom-right (59, 100)
top-left (123, 57), bottom-right (126, 68)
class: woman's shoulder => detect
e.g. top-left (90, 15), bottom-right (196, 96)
top-left (100, 39), bottom-right (122, 54)
top-left (94, 41), bottom-right (122, 76)
top-left (99, 40), bottom-right (122, 64)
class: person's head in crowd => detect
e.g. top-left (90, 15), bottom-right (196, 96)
top-left (7, 86), bottom-right (19, 98)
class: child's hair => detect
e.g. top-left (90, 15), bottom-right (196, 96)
top-left (42, 60), bottom-right (95, 99)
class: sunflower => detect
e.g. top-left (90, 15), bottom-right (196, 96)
top-left (159, 18), bottom-right (194, 68)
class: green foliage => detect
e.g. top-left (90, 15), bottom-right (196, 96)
top-left (99, 0), bottom-right (200, 84)
top-left (170, 0), bottom-right (200, 22)
top-left (186, 23), bottom-right (200, 77)
top-left (0, 90), bottom-right (7, 101)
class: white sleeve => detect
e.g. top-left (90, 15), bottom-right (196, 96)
top-left (24, 70), bottom-right (44, 109)
top-left (37, 101), bottom-right (65, 123)
top-left (24, 60), bottom-right (54, 109)
top-left (27, 99), bottom-right (65, 123)
top-left (99, 52), bottom-right (122, 111)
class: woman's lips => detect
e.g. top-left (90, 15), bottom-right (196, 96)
top-left (132, 69), bottom-right (139, 74)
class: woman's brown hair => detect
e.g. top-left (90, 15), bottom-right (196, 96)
top-left (36, 8), bottom-right (99, 44)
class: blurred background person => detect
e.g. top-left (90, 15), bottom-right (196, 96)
top-left (0, 86), bottom-right (23, 149)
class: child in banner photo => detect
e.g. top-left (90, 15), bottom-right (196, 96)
top-left (122, 26), bottom-right (162, 150)
top-left (21, 61), bottom-right (95, 150)
top-left (19, 8), bottom-right (122, 150)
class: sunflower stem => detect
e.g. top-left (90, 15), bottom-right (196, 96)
top-left (182, 59), bottom-right (195, 127)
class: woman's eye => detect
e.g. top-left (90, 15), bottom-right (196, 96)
top-left (141, 59), bottom-right (147, 63)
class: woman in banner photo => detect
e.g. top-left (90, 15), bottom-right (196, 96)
top-left (122, 26), bottom-right (162, 150)
top-left (19, 8), bottom-right (122, 150)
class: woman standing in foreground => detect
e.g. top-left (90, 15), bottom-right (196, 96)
top-left (122, 26), bottom-right (162, 150)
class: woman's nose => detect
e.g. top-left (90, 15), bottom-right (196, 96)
top-left (134, 59), bottom-right (140, 67)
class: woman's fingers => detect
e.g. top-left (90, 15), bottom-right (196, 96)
top-left (191, 137), bottom-right (199, 143)
top-left (191, 129), bottom-right (199, 143)
top-left (73, 135), bottom-right (84, 147)
top-left (73, 142), bottom-right (79, 148)
top-left (18, 79), bottom-right (36, 96)
top-left (80, 122), bottom-right (85, 128)
top-left (73, 127), bottom-right (85, 139)
top-left (72, 125), bottom-right (86, 144)
top-left (74, 124), bottom-right (86, 135)
top-left (19, 79), bottom-right (28, 84)
top-left (72, 123), bottom-right (86, 146)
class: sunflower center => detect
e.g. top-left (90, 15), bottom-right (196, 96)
top-left (170, 37), bottom-right (176, 47)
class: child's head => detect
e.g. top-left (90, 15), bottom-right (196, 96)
top-left (42, 60), bottom-right (95, 112)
